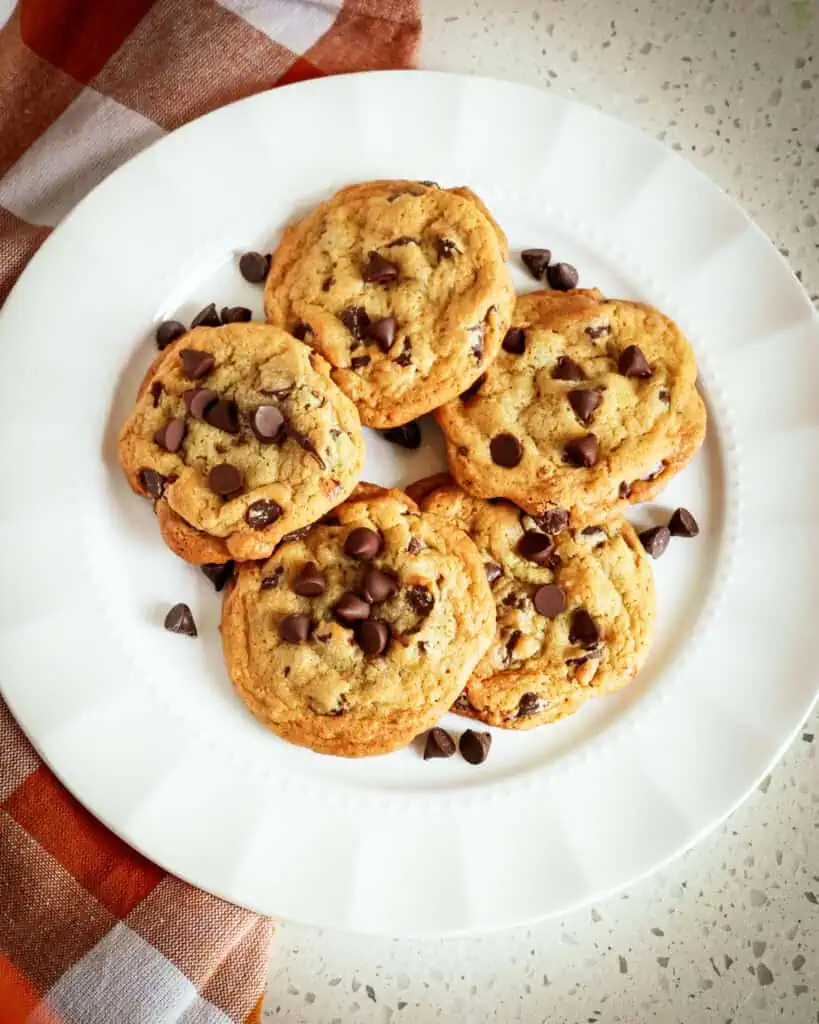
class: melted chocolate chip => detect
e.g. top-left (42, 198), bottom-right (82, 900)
top-left (518, 692), bottom-right (544, 718)
top-left (406, 585), bottom-right (434, 616)
top-left (139, 468), bottom-right (166, 499)
top-left (518, 531), bottom-right (554, 565)
top-left (381, 420), bottom-right (421, 449)
top-left (484, 562), bottom-right (503, 584)
top-left (150, 380), bottom-right (163, 407)
top-left (536, 508), bottom-right (569, 535)
top-left (245, 499), bottom-right (282, 529)
top-left (340, 306), bottom-right (371, 339)
top-left (350, 355), bottom-right (371, 370)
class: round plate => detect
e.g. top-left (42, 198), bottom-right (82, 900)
top-left (1, 71), bottom-right (817, 936)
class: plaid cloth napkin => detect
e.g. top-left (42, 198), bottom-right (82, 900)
top-left (0, 2), bottom-right (421, 1021)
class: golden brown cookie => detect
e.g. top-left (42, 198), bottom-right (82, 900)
top-left (263, 180), bottom-right (515, 428)
top-left (118, 323), bottom-right (364, 563)
top-left (435, 290), bottom-right (707, 527)
top-left (416, 478), bottom-right (655, 729)
top-left (221, 488), bottom-right (496, 757)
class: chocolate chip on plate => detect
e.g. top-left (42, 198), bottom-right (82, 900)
top-left (521, 248), bottom-right (551, 280)
top-left (250, 405), bottom-right (284, 443)
top-left (156, 320), bottom-right (186, 350)
top-left (568, 388), bottom-right (602, 426)
top-left (334, 592), bottom-right (371, 625)
top-left (245, 498), bottom-right (282, 529)
top-left (190, 302), bottom-right (220, 329)
top-left (552, 356), bottom-right (585, 381)
top-left (366, 316), bottom-right (397, 352)
top-left (533, 583), bottom-right (566, 618)
top-left (669, 507), bottom-right (699, 538)
top-left (279, 613), bottom-right (311, 643)
top-left (204, 398), bottom-right (240, 434)
top-left (547, 262), bottom-right (579, 291)
top-left (564, 433), bottom-right (599, 468)
top-left (639, 525), bottom-right (671, 558)
top-left (164, 603), bottom-right (197, 637)
top-left (618, 345), bottom-right (652, 378)
top-left (239, 251), bottom-right (269, 283)
top-left (536, 508), bottom-right (569, 535)
top-left (381, 420), bottom-right (421, 449)
top-left (221, 305), bottom-right (252, 324)
top-left (502, 327), bottom-right (526, 354)
top-left (362, 251), bottom-right (399, 284)
top-left (484, 562), bottom-right (503, 584)
top-left (201, 562), bottom-right (234, 592)
top-left (459, 729), bottom-right (492, 765)
top-left (180, 348), bottom-right (215, 380)
top-left (423, 727), bottom-right (456, 760)
top-left (355, 620), bottom-right (390, 655)
top-left (344, 527), bottom-right (382, 560)
top-left (569, 608), bottom-right (600, 647)
top-left (207, 463), bottom-right (244, 498)
top-left (361, 568), bottom-right (398, 604)
top-left (490, 433), bottom-right (523, 468)
top-left (184, 387), bottom-right (218, 419)
top-left (154, 417), bottom-right (186, 453)
top-left (139, 468), bottom-right (166, 499)
top-left (518, 530), bottom-right (553, 565)
top-left (292, 562), bottom-right (326, 597)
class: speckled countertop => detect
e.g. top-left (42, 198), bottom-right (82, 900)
top-left (263, 3), bottom-right (818, 1021)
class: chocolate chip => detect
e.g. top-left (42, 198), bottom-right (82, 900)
top-left (286, 427), bottom-right (325, 469)
top-left (261, 566), bottom-right (284, 589)
top-left (536, 508), bottom-right (569, 534)
top-left (221, 305), bottom-right (251, 324)
top-left (566, 646), bottom-right (604, 666)
top-left (407, 536), bottom-right (424, 554)
top-left (459, 729), bottom-right (491, 765)
top-left (504, 629), bottom-right (522, 664)
top-left (190, 303), bottom-right (220, 329)
top-left (533, 583), bottom-right (566, 618)
top-left (618, 345), bottom-right (652, 378)
top-left (381, 421), bottom-right (421, 449)
top-left (564, 434), bottom-right (599, 468)
top-left (521, 248), bottom-right (551, 280)
top-left (518, 531), bottom-right (553, 565)
top-left (154, 417), bottom-right (186, 453)
top-left (139, 468), bottom-right (166, 499)
top-left (287, 562), bottom-right (324, 598)
top-left (277, 526), bottom-right (309, 547)
top-left (355, 619), bottom-right (390, 655)
top-left (436, 237), bottom-right (459, 259)
top-left (164, 603), bottom-right (197, 637)
top-left (207, 463), bottom-right (243, 498)
top-left (585, 323), bottom-right (610, 339)
top-left (618, 481), bottom-right (631, 499)
top-left (406, 585), bottom-right (434, 616)
top-left (423, 727), bottom-right (456, 759)
top-left (245, 498), bottom-right (282, 529)
top-left (239, 251), bottom-right (268, 283)
top-left (547, 262), bottom-right (579, 291)
top-left (569, 608), bottom-right (600, 647)
top-left (518, 692), bottom-right (543, 718)
top-left (156, 320), bottom-right (186, 350)
top-left (552, 356), bottom-right (585, 381)
top-left (180, 348), bottom-right (215, 380)
top-left (201, 562), bottom-right (234, 591)
top-left (278, 613), bottom-right (311, 643)
top-left (322, 276), bottom-right (334, 292)
top-left (659, 388), bottom-right (671, 405)
top-left (204, 398), bottom-right (239, 434)
top-left (393, 339), bottom-right (412, 366)
top-left (490, 433), bottom-right (523, 468)
top-left (350, 355), bottom-right (371, 370)
top-left (460, 374), bottom-right (486, 401)
top-left (568, 388), bottom-right (602, 426)
top-left (362, 568), bottom-right (398, 604)
top-left (362, 251), bottom-right (399, 283)
top-left (468, 323), bottom-right (484, 362)
top-left (484, 562), bottom-right (503, 584)
top-left (669, 507), bottom-right (699, 538)
top-left (290, 322), bottom-right (310, 341)
top-left (451, 693), bottom-right (473, 712)
top-left (502, 327), bottom-right (526, 354)
top-left (344, 527), bottom-right (382, 560)
top-left (250, 405), bottom-right (284, 443)
top-left (420, 179), bottom-right (440, 188)
top-left (366, 316), bottom-right (397, 352)
top-left (639, 525), bottom-right (671, 558)
top-left (340, 306), bottom-right (370, 339)
top-left (149, 380), bottom-right (163, 407)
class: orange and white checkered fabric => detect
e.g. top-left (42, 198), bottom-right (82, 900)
top-left (0, 2), bottom-right (421, 1021)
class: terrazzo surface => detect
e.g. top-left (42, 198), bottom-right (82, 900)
top-left (264, 2), bottom-right (818, 1020)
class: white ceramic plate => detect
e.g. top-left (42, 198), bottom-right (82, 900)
top-left (1, 71), bottom-right (817, 936)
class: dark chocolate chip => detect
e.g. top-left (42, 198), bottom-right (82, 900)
top-left (393, 339), bottom-right (412, 366)
top-left (291, 322), bottom-right (310, 341)
top-left (180, 348), bottom-right (215, 380)
top-left (245, 498), bottom-right (282, 529)
top-left (322, 276), bottom-right (335, 292)
top-left (250, 405), bottom-right (285, 443)
top-left (468, 323), bottom-right (484, 362)
top-left (639, 525), bottom-right (671, 558)
top-left (669, 507), bottom-right (699, 538)
top-left (460, 374), bottom-right (486, 401)
top-left (502, 327), bottom-right (526, 354)
top-left (533, 583), bottom-right (566, 618)
top-left (618, 345), bottom-right (652, 378)
top-left (207, 463), bottom-right (244, 497)
top-left (261, 566), bottom-right (284, 589)
top-left (204, 398), bottom-right (239, 434)
top-left (362, 251), bottom-right (399, 283)
top-left (239, 251), bottom-right (268, 283)
top-left (407, 536), bottom-right (424, 554)
top-left (156, 320), bottom-right (186, 350)
top-left (547, 262), bottom-right (579, 291)
top-left (190, 303), bottom-right (220, 329)
top-left (286, 426), bottom-right (325, 469)
top-left (518, 530), bottom-right (554, 565)
top-left (139, 468), bottom-right (166, 499)
top-left (566, 646), bottom-right (604, 666)
top-left (380, 421), bottom-right (421, 449)
top-left (350, 355), bottom-right (371, 370)
top-left (504, 629), bottom-right (522, 663)
top-left (568, 388), bottom-right (602, 426)
top-left (340, 306), bottom-right (370, 339)
top-left (201, 562), bottom-right (234, 592)
top-left (292, 562), bottom-right (326, 597)
top-left (569, 608), bottom-right (600, 647)
top-left (521, 248), bottom-right (551, 280)
top-left (564, 433), bottom-right (599, 468)
top-left (278, 613), bottom-right (311, 643)
top-left (221, 305), bottom-right (252, 324)
top-left (150, 380), bottom-right (163, 407)
top-left (618, 481), bottom-right (631, 499)
top-left (344, 527), bottom-right (382, 560)
top-left (585, 323), bottom-right (610, 339)
top-left (154, 417), bottom-right (186, 453)
top-left (536, 508), bottom-right (569, 535)
top-left (484, 562), bottom-right (503, 584)
top-left (436, 237), bottom-right (459, 259)
top-left (518, 692), bottom-right (544, 718)
top-left (355, 619), bottom-right (390, 655)
top-left (552, 356), bottom-right (586, 381)
top-left (490, 433), bottom-right (523, 468)
top-left (366, 316), bottom-right (397, 352)
top-left (361, 568), bottom-right (398, 604)
top-left (459, 729), bottom-right (491, 765)
top-left (423, 727), bottom-right (456, 760)
top-left (451, 693), bottom-right (473, 712)
top-left (164, 603), bottom-right (197, 637)
top-left (406, 585), bottom-right (434, 616)
top-left (659, 388), bottom-right (671, 405)
top-left (184, 387), bottom-right (218, 419)
top-left (277, 526), bottom-right (309, 547)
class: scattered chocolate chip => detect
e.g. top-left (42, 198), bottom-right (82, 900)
top-left (250, 405), bottom-right (284, 443)
top-left (381, 420), bottom-right (421, 449)
top-left (639, 525), bottom-right (671, 558)
top-left (407, 536), bottom-right (424, 554)
top-left (552, 356), bottom-right (586, 381)
top-left (190, 303), bottom-right (220, 329)
top-left (564, 433), bottom-right (599, 468)
top-left (659, 388), bottom-right (671, 405)
top-left (585, 323), bottom-right (610, 339)
top-left (393, 339), bottom-right (412, 366)
top-left (221, 305), bottom-right (252, 324)
top-left (180, 348), bottom-right (215, 380)
top-left (164, 603), bottom-right (197, 637)
top-left (154, 417), bottom-right (186, 453)
top-left (459, 729), bottom-right (491, 765)
top-left (362, 568), bottom-right (398, 604)
top-left (518, 531), bottom-right (554, 565)
top-left (533, 583), bottom-right (566, 618)
top-left (521, 248), bottom-right (551, 280)
top-left (460, 374), bottom-right (486, 401)
top-left (356, 619), bottom-right (390, 655)
top-left (322, 276), bottom-right (334, 292)
top-left (261, 565), bottom-right (284, 589)
top-left (286, 426), bottom-right (325, 469)
top-left (547, 262), bottom-right (579, 291)
top-left (207, 463), bottom-right (244, 498)
top-left (340, 306), bottom-right (371, 339)
top-left (292, 562), bottom-right (326, 597)
top-left (362, 251), bottom-right (399, 283)
top-left (204, 398), bottom-right (239, 434)
top-left (139, 468), bottom-right (166, 499)
top-left (201, 562), bottom-right (234, 591)
top-left (502, 327), bottom-right (526, 354)
top-left (183, 387), bottom-right (217, 420)
top-left (569, 608), bottom-right (600, 647)
top-left (536, 508), bottom-right (569, 534)
top-left (344, 527), bottom-right (382, 560)
top-left (366, 316), bottom-right (397, 352)
top-left (518, 692), bottom-right (544, 718)
top-left (568, 388), bottom-right (602, 426)
top-left (484, 562), bottom-right (503, 584)
top-left (291, 322), bottom-right (310, 341)
top-left (618, 345), bottom-right (652, 378)
top-left (490, 433), bottom-right (523, 468)
top-left (669, 507), bottom-right (699, 538)
top-left (278, 613), bottom-right (311, 643)
top-left (239, 251), bottom-right (268, 283)
top-left (149, 380), bottom-right (163, 407)
top-left (245, 498), bottom-right (282, 529)
top-left (423, 727), bottom-right (456, 759)
top-left (618, 481), bottom-right (631, 499)
top-left (436, 237), bottom-right (459, 259)
top-left (350, 355), bottom-right (371, 370)
top-left (406, 585), bottom-right (434, 616)
top-left (156, 320), bottom-right (186, 350)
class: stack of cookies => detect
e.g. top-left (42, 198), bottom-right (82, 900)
top-left (118, 180), bottom-right (706, 759)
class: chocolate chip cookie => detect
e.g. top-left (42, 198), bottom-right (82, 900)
top-left (435, 289), bottom-right (707, 526)
top-left (118, 323), bottom-right (364, 564)
top-left (263, 180), bottom-right (515, 428)
top-left (220, 487), bottom-right (496, 757)
top-left (414, 478), bottom-right (655, 728)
